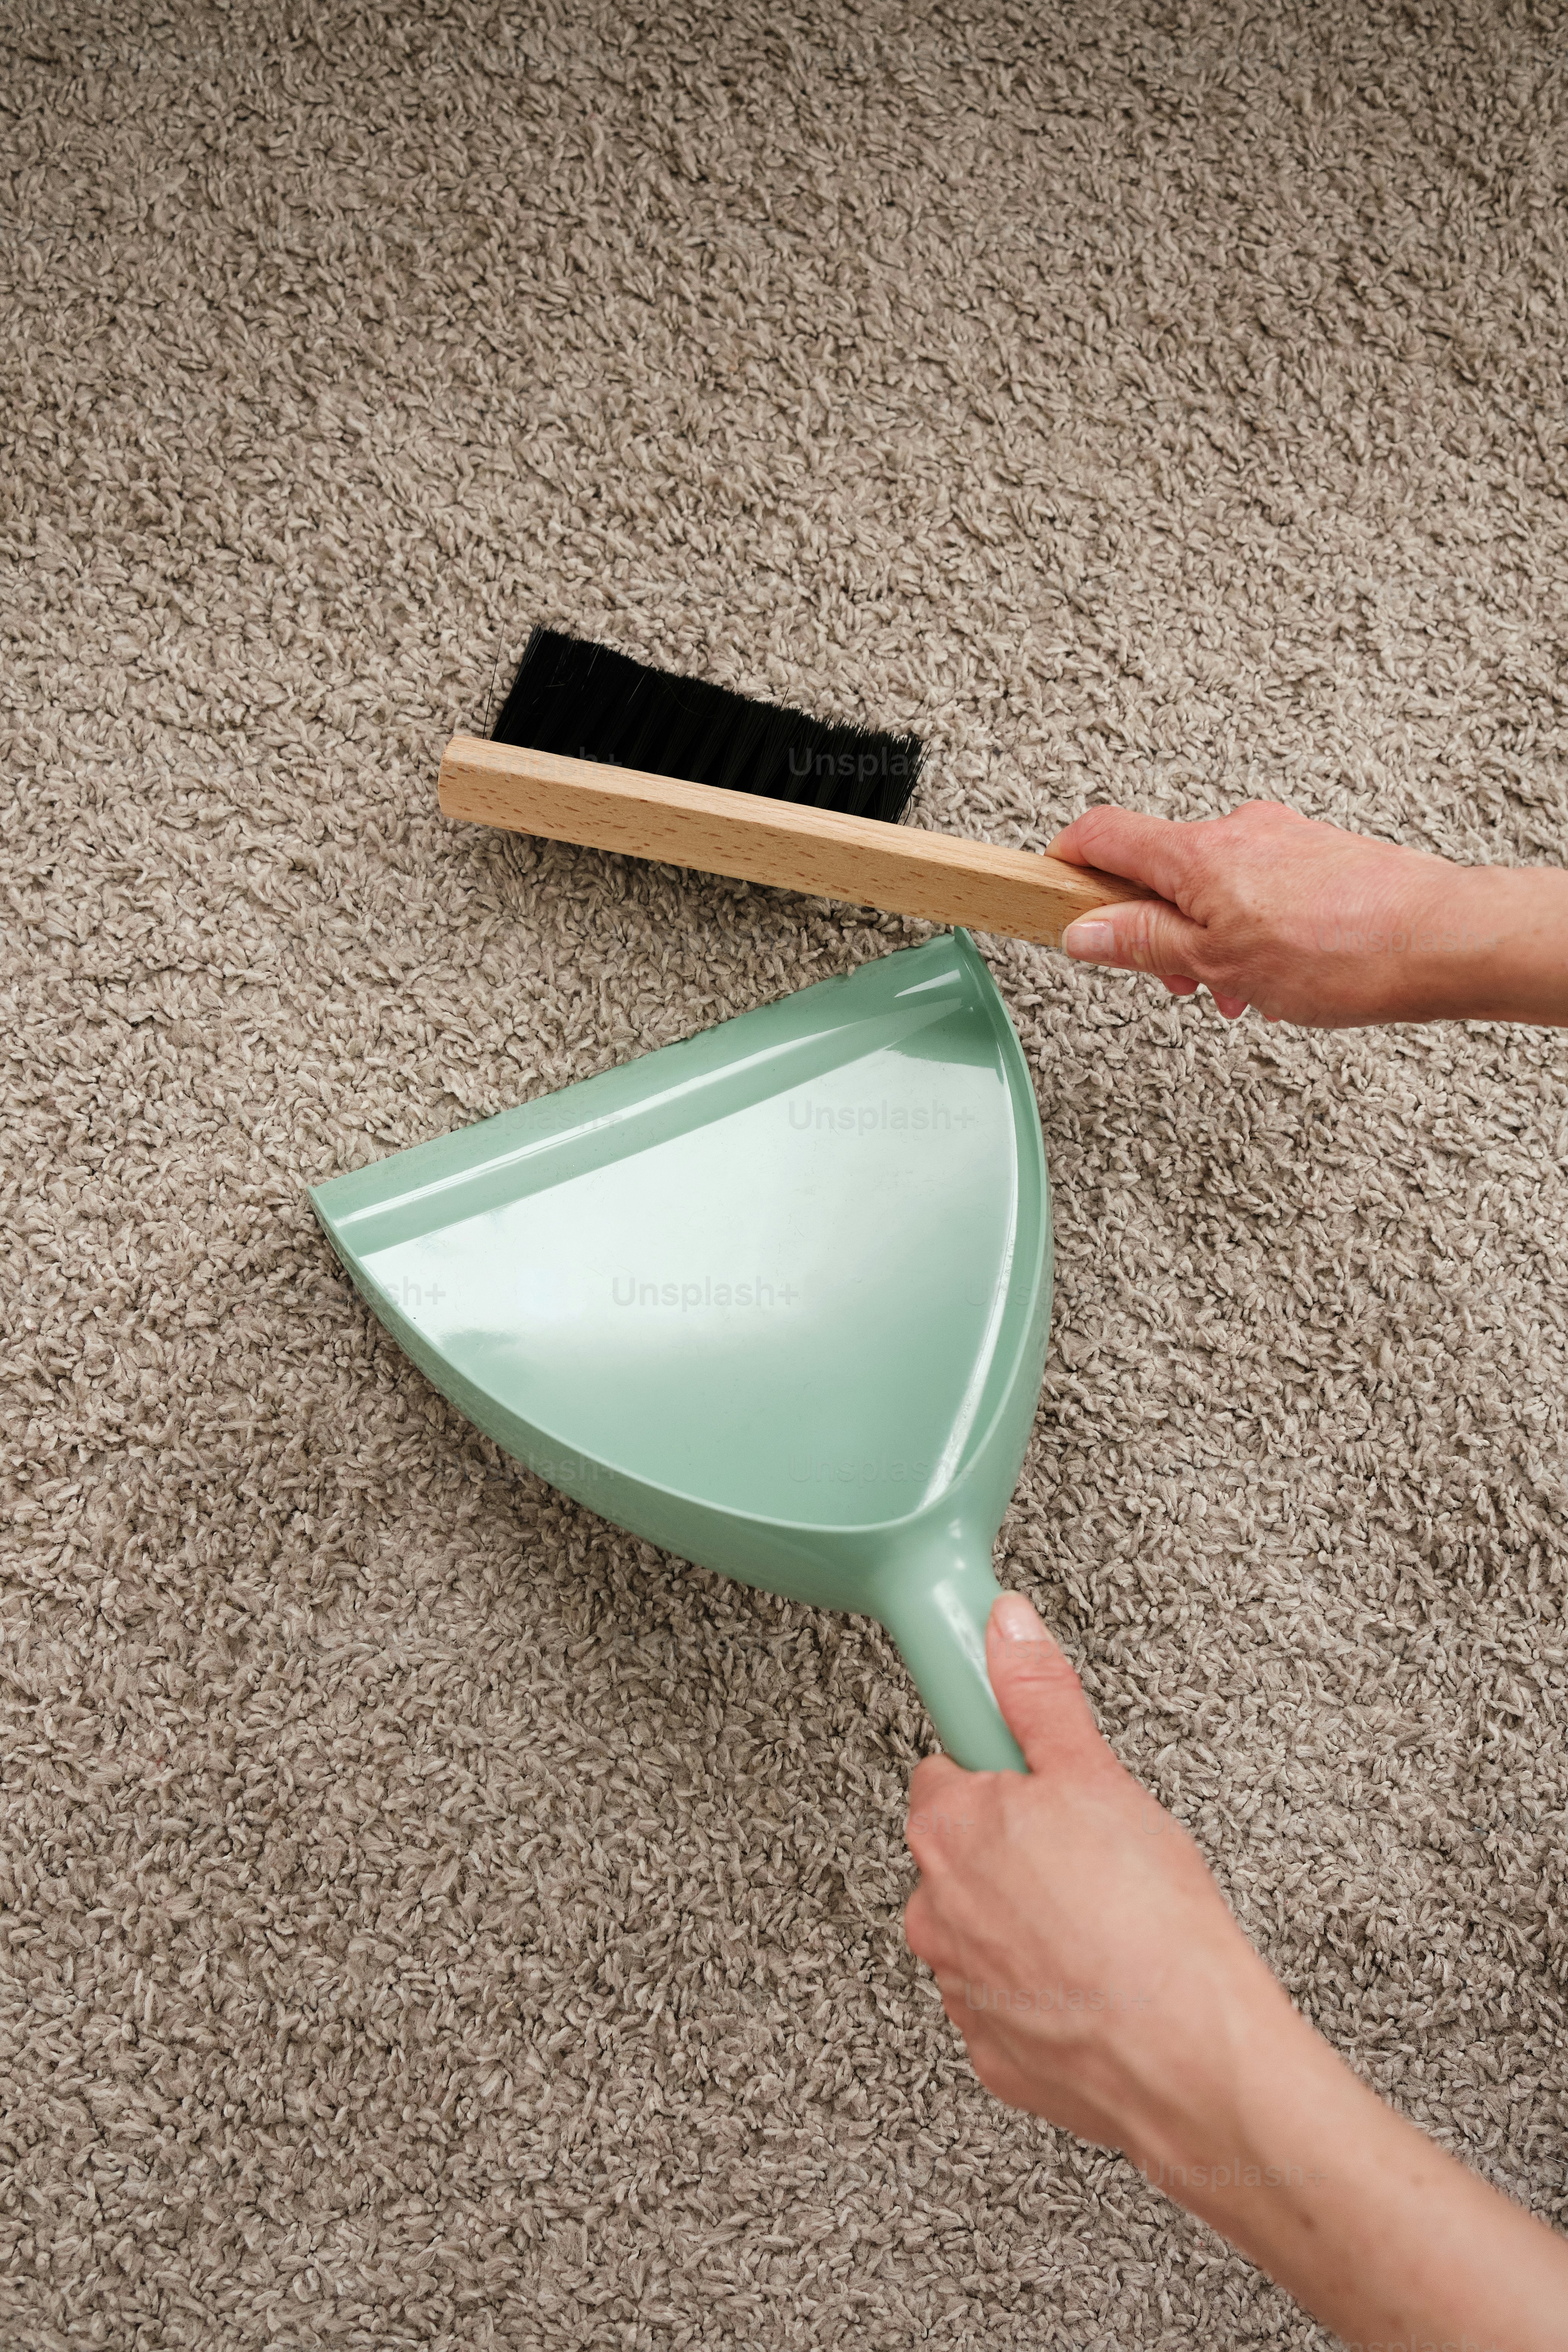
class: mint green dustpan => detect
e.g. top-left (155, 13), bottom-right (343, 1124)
top-left (309, 929), bottom-right (1050, 1771)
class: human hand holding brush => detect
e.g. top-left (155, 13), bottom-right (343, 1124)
top-left (905, 1592), bottom-right (1568, 2351)
top-left (1053, 800), bottom-right (1568, 1028)
top-left (441, 633), bottom-right (1565, 1022)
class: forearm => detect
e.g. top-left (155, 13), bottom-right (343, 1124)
top-left (1125, 1981), bottom-right (1568, 2349)
top-left (1421, 865), bottom-right (1568, 1025)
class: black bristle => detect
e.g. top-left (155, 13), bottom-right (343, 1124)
top-left (491, 628), bottom-right (924, 824)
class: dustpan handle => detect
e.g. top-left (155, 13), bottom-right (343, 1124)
top-left (875, 1533), bottom-right (1028, 1773)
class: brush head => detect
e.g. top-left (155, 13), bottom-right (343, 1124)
top-left (491, 626), bottom-right (924, 825)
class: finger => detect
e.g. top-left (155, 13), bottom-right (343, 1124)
top-left (1159, 975), bottom-right (1198, 997)
top-left (1045, 807), bottom-right (1209, 905)
top-left (1210, 991), bottom-right (1248, 1020)
top-left (986, 1593), bottom-right (1107, 1777)
top-left (904, 1887), bottom-right (931, 1958)
top-left (903, 1886), bottom-right (948, 1972)
top-left (908, 1753), bottom-right (968, 1816)
top-left (1231, 799), bottom-right (1309, 828)
top-left (1061, 897), bottom-right (1211, 980)
top-left (905, 1755), bottom-right (971, 1859)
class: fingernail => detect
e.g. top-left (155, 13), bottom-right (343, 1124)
top-left (1062, 919), bottom-right (1116, 962)
top-left (994, 1592), bottom-right (1045, 1642)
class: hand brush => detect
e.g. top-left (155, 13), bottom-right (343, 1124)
top-left (436, 627), bottom-right (1150, 946)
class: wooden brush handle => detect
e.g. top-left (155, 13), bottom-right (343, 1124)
top-left (437, 735), bottom-right (1152, 949)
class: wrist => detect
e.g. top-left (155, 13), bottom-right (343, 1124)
top-left (1114, 1971), bottom-right (1384, 2314)
top-left (1112, 1958), bottom-right (1568, 2350)
top-left (1112, 1950), bottom-right (1322, 2193)
top-left (1381, 861), bottom-right (1568, 1024)
top-left (1440, 865), bottom-right (1568, 1024)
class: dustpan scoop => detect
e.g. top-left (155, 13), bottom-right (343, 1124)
top-left (310, 930), bottom-right (1052, 1772)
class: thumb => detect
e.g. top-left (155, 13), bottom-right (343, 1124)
top-left (988, 1593), bottom-right (1108, 1776)
top-left (1061, 896), bottom-right (1209, 980)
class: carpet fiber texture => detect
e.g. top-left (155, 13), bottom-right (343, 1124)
top-left (5, 2), bottom-right (1568, 2344)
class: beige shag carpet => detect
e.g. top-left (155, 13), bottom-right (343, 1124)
top-left (5, 1), bottom-right (1568, 2344)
